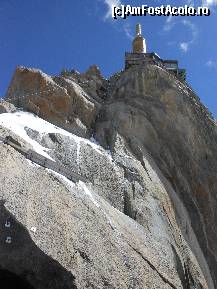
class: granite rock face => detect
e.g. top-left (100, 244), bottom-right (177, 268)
top-left (95, 65), bottom-right (217, 288)
top-left (6, 67), bottom-right (100, 137)
top-left (60, 65), bottom-right (107, 101)
top-left (0, 63), bottom-right (216, 288)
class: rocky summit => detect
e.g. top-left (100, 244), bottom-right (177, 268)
top-left (0, 62), bottom-right (216, 289)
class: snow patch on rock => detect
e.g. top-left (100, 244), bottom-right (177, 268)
top-left (0, 111), bottom-right (112, 162)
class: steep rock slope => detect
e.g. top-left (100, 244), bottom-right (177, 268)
top-left (0, 111), bottom-right (211, 289)
top-left (1, 63), bottom-right (216, 288)
top-left (95, 65), bottom-right (217, 288)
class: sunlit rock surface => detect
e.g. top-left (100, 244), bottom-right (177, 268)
top-left (0, 63), bottom-right (216, 288)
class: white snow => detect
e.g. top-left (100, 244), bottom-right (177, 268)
top-left (0, 112), bottom-right (54, 160)
top-left (26, 159), bottom-right (41, 168)
top-left (78, 181), bottom-right (100, 207)
top-left (0, 111), bottom-right (112, 162)
top-left (89, 136), bottom-right (100, 146)
top-left (76, 141), bottom-right (81, 165)
top-left (90, 136), bottom-right (113, 161)
top-left (46, 168), bottom-right (77, 186)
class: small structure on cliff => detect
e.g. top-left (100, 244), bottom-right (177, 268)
top-left (125, 24), bottom-right (186, 81)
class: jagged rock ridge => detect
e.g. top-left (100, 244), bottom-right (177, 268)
top-left (0, 63), bottom-right (216, 289)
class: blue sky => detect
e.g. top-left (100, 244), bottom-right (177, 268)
top-left (0, 0), bottom-right (216, 118)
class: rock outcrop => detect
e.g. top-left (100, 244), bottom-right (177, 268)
top-left (0, 63), bottom-right (216, 289)
top-left (6, 66), bottom-right (100, 137)
top-left (0, 100), bottom-right (16, 113)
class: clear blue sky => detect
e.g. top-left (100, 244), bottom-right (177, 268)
top-left (0, 0), bottom-right (216, 118)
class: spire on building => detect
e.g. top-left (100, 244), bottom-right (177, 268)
top-left (136, 23), bottom-right (142, 36)
top-left (132, 24), bottom-right (147, 53)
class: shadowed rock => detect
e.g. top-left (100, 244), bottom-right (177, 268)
top-left (0, 201), bottom-right (77, 289)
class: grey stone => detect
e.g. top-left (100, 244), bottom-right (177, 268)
top-left (0, 63), bottom-right (216, 288)
top-left (0, 100), bottom-right (16, 113)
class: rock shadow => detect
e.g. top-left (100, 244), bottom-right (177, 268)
top-left (0, 200), bottom-right (77, 289)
